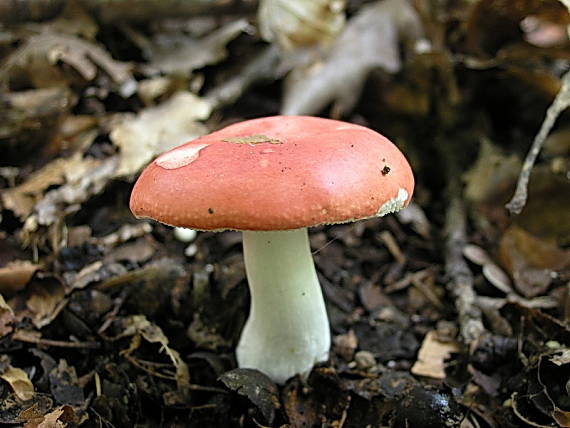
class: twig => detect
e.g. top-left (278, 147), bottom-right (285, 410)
top-left (13, 330), bottom-right (101, 348)
top-left (437, 130), bottom-right (487, 344)
top-left (505, 70), bottom-right (570, 215)
top-left (444, 196), bottom-right (486, 343)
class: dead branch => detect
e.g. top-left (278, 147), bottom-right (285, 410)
top-left (505, 69), bottom-right (570, 215)
top-left (444, 195), bottom-right (486, 343)
top-left (439, 130), bottom-right (487, 344)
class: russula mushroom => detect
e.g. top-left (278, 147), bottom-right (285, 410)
top-left (130, 115), bottom-right (414, 384)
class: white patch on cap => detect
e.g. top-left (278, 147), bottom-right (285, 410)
top-left (155, 144), bottom-right (209, 169)
top-left (376, 188), bottom-right (409, 217)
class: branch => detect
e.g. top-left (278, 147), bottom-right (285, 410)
top-left (444, 195), bottom-right (486, 343)
top-left (505, 69), bottom-right (570, 215)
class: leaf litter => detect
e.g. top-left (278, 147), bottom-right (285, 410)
top-left (0, 0), bottom-right (570, 426)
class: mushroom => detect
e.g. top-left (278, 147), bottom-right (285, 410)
top-left (130, 115), bottom-right (414, 384)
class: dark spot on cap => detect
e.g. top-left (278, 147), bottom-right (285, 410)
top-left (381, 166), bottom-right (391, 175)
top-left (208, 208), bottom-right (214, 214)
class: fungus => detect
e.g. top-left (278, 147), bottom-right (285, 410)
top-left (130, 116), bottom-right (414, 384)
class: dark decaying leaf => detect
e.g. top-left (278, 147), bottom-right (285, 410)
top-left (219, 368), bottom-right (280, 424)
top-left (353, 320), bottom-right (419, 362)
top-left (498, 226), bottom-right (570, 298)
top-left (0, 394), bottom-right (53, 424)
top-left (48, 360), bottom-right (84, 406)
top-left (283, 368), bottom-right (350, 428)
top-left (466, 0), bottom-right (570, 54)
top-left (512, 351), bottom-right (570, 427)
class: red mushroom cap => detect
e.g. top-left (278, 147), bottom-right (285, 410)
top-left (130, 116), bottom-right (414, 231)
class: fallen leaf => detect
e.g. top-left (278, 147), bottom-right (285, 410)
top-left (463, 139), bottom-right (521, 205)
top-left (48, 360), bottom-right (84, 406)
top-left (466, 0), bottom-right (569, 54)
top-left (25, 407), bottom-right (65, 428)
top-left (0, 31), bottom-right (133, 89)
top-left (0, 261), bottom-right (40, 296)
top-left (21, 156), bottom-right (118, 239)
top-left (2, 153), bottom-right (100, 220)
top-left (281, 0), bottom-right (422, 115)
top-left (137, 19), bottom-right (251, 74)
top-left (258, 0), bottom-right (345, 49)
top-left (396, 202), bottom-right (431, 239)
top-left (514, 168), bottom-right (570, 245)
top-left (0, 293), bottom-right (15, 337)
top-left (110, 91), bottom-right (211, 176)
top-left (0, 366), bottom-right (34, 401)
top-left (499, 226), bottom-right (570, 298)
top-left (0, 88), bottom-right (76, 161)
top-left (411, 331), bottom-right (460, 379)
top-left (219, 368), bottom-right (280, 424)
top-left (119, 315), bottom-right (190, 397)
top-left (20, 275), bottom-right (67, 329)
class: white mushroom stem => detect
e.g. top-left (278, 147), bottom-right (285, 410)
top-left (236, 228), bottom-right (330, 384)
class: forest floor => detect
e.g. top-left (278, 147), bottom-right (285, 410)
top-left (1, 0), bottom-right (570, 426)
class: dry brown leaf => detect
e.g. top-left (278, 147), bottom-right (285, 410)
top-left (23, 277), bottom-right (67, 329)
top-left (514, 168), bottom-right (570, 245)
top-left (411, 331), bottom-right (460, 379)
top-left (499, 226), bottom-right (570, 298)
top-left (467, 0), bottom-right (569, 53)
top-left (0, 87), bottom-right (76, 159)
top-left (23, 156), bottom-right (118, 234)
top-left (463, 139), bottom-right (522, 205)
top-left (0, 261), bottom-right (40, 296)
top-left (281, 0), bottom-right (422, 116)
top-left (110, 91), bottom-right (212, 176)
top-left (0, 293), bottom-right (15, 337)
top-left (24, 406), bottom-right (65, 428)
top-left (0, 31), bottom-right (132, 90)
top-left (2, 153), bottom-right (100, 220)
top-left (258, 0), bottom-right (346, 49)
top-left (120, 315), bottom-right (190, 396)
top-left (0, 366), bottom-right (34, 401)
top-left (7, 274), bottom-right (67, 329)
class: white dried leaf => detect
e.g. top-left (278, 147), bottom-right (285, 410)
top-left (145, 19), bottom-right (251, 74)
top-left (258, 0), bottom-right (346, 49)
top-left (462, 244), bottom-right (492, 266)
top-left (397, 202), bottom-right (431, 239)
top-left (2, 153), bottom-right (99, 220)
top-left (31, 157), bottom-right (118, 227)
top-left (482, 263), bottom-right (514, 294)
top-left (111, 91), bottom-right (212, 177)
top-left (281, 0), bottom-right (422, 115)
top-left (0, 32), bottom-right (133, 88)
